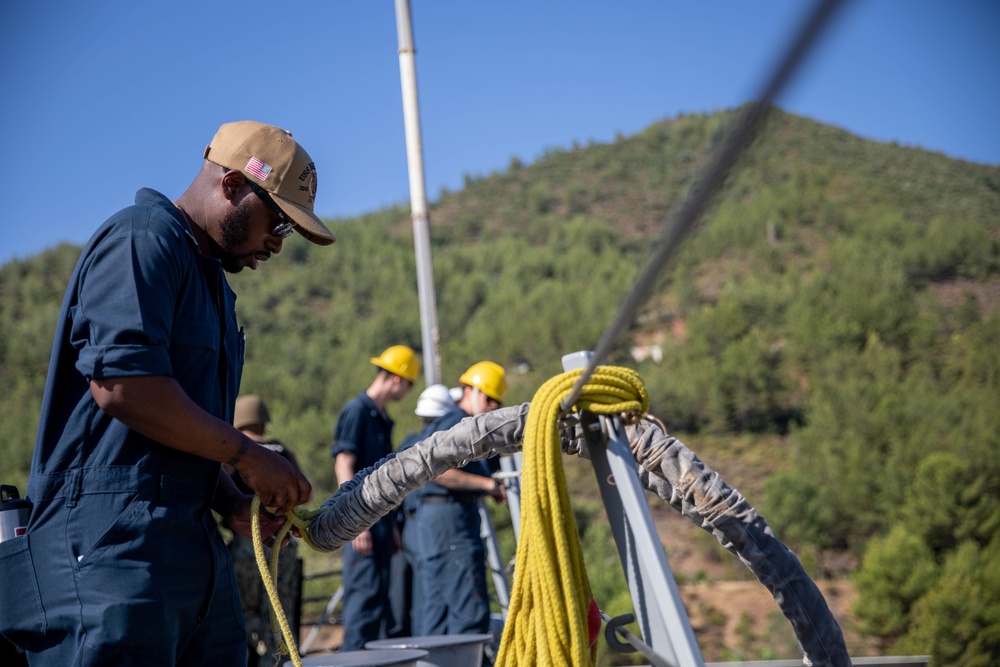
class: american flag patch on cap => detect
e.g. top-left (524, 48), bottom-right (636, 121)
top-left (245, 156), bottom-right (273, 181)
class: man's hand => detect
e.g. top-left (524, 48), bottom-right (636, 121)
top-left (487, 477), bottom-right (507, 504)
top-left (352, 529), bottom-right (374, 556)
top-left (225, 494), bottom-right (291, 548)
top-left (234, 441), bottom-right (312, 514)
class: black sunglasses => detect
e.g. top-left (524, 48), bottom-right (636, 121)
top-left (247, 181), bottom-right (295, 239)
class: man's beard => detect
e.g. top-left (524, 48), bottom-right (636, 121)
top-left (214, 202), bottom-right (253, 273)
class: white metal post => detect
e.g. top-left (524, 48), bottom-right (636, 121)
top-left (395, 0), bottom-right (442, 385)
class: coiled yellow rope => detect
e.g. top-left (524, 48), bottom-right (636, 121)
top-left (496, 365), bottom-right (648, 667)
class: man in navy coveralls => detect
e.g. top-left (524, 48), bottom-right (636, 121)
top-left (402, 361), bottom-right (508, 636)
top-left (332, 346), bottom-right (419, 650)
top-left (0, 121), bottom-right (335, 666)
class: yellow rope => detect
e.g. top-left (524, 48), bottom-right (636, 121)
top-left (250, 365), bottom-right (646, 666)
top-left (495, 365), bottom-right (648, 667)
top-left (250, 497), bottom-right (325, 667)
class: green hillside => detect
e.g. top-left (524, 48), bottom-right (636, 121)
top-left (2, 108), bottom-right (999, 663)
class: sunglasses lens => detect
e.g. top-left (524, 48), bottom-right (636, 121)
top-left (249, 181), bottom-right (294, 238)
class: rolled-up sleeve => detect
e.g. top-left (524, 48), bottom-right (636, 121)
top-left (332, 403), bottom-right (363, 458)
top-left (72, 218), bottom-right (185, 381)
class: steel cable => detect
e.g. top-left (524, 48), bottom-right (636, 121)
top-left (562, 0), bottom-right (849, 410)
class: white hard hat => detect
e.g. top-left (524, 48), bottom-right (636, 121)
top-left (449, 386), bottom-right (464, 403)
top-left (415, 384), bottom-right (454, 419)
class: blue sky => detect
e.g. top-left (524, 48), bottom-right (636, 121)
top-left (1, 1), bottom-right (997, 265)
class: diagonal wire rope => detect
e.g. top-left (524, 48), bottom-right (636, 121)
top-left (562, 0), bottom-right (849, 411)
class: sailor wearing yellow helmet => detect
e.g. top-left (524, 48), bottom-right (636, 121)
top-left (332, 345), bottom-right (420, 650)
top-left (400, 360), bottom-right (508, 638)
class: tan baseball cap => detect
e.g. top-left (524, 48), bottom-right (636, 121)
top-left (204, 120), bottom-right (336, 246)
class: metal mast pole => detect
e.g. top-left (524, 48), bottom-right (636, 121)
top-left (395, 0), bottom-right (442, 386)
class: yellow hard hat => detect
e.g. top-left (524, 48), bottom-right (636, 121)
top-left (370, 345), bottom-right (421, 383)
top-left (459, 361), bottom-right (507, 403)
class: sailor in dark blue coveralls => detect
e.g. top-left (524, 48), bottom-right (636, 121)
top-left (387, 384), bottom-right (455, 639)
top-left (0, 121), bottom-right (335, 667)
top-left (401, 361), bottom-right (508, 636)
top-left (332, 346), bottom-right (419, 650)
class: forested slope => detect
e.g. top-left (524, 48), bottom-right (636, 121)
top-left (2, 107), bottom-right (998, 663)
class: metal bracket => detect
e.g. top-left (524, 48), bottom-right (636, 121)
top-left (562, 351), bottom-right (705, 667)
top-left (604, 613), bottom-right (639, 653)
top-left (602, 612), bottom-right (675, 667)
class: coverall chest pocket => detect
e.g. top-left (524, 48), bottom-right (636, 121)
top-left (170, 317), bottom-right (219, 357)
top-left (169, 317), bottom-right (222, 408)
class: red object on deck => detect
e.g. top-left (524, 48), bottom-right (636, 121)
top-left (587, 597), bottom-right (601, 648)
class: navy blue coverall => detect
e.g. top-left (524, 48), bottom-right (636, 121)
top-left (331, 392), bottom-right (397, 650)
top-left (0, 190), bottom-right (248, 666)
top-left (400, 405), bottom-right (494, 635)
